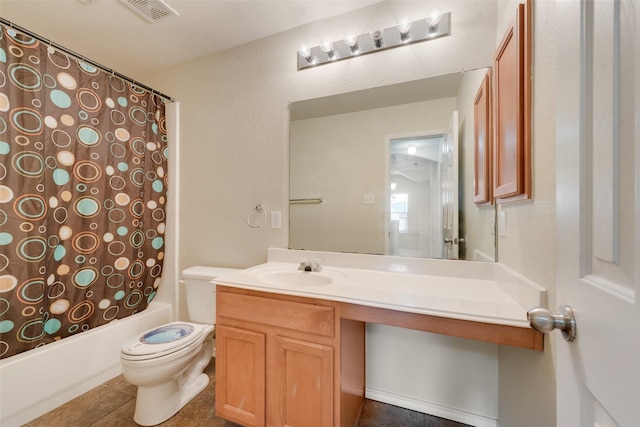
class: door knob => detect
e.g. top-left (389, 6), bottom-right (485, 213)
top-left (527, 305), bottom-right (576, 342)
top-left (444, 237), bottom-right (464, 245)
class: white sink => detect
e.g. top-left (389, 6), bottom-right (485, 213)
top-left (250, 268), bottom-right (346, 287)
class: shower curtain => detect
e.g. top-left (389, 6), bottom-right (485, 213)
top-left (0, 25), bottom-right (168, 359)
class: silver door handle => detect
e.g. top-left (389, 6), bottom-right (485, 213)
top-left (527, 305), bottom-right (576, 342)
top-left (444, 237), bottom-right (464, 245)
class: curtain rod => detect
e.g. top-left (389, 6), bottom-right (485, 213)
top-left (0, 17), bottom-right (175, 102)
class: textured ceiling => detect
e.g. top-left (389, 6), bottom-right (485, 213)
top-left (0, 0), bottom-right (380, 78)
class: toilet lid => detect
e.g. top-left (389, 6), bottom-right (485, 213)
top-left (121, 322), bottom-right (205, 358)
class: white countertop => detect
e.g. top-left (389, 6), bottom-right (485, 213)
top-left (215, 261), bottom-right (535, 328)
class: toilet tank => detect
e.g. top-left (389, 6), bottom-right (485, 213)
top-left (182, 266), bottom-right (239, 324)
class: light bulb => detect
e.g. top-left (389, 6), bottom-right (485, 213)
top-left (390, 181), bottom-right (397, 190)
top-left (426, 9), bottom-right (443, 33)
top-left (370, 23), bottom-right (384, 48)
top-left (320, 39), bottom-right (336, 60)
top-left (408, 145), bottom-right (417, 155)
top-left (298, 45), bottom-right (315, 64)
top-left (398, 18), bottom-right (412, 42)
top-left (344, 31), bottom-right (360, 55)
top-left (298, 45), bottom-right (310, 58)
top-left (344, 32), bottom-right (358, 46)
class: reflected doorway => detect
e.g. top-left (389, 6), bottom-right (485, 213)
top-left (385, 111), bottom-right (459, 259)
top-left (385, 133), bottom-right (446, 258)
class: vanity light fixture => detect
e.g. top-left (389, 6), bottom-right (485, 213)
top-left (407, 145), bottom-right (417, 155)
top-left (296, 11), bottom-right (451, 70)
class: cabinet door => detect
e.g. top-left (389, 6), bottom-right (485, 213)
top-left (272, 336), bottom-right (333, 427)
top-left (215, 325), bottom-right (266, 427)
top-left (492, 2), bottom-right (531, 202)
top-left (474, 70), bottom-right (492, 206)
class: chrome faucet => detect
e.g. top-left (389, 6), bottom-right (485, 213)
top-left (298, 258), bottom-right (322, 272)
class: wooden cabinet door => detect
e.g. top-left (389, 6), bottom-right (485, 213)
top-left (492, 2), bottom-right (531, 202)
top-left (215, 325), bottom-right (266, 427)
top-left (474, 71), bottom-right (492, 205)
top-left (272, 336), bottom-right (333, 427)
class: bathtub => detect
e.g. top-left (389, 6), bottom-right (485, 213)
top-left (0, 302), bottom-right (172, 426)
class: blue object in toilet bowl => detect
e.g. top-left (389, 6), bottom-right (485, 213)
top-left (121, 321), bottom-right (211, 359)
top-left (141, 323), bottom-right (195, 345)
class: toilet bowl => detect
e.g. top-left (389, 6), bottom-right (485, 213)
top-left (120, 267), bottom-right (238, 426)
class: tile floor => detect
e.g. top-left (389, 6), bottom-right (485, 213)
top-left (24, 360), bottom-right (470, 427)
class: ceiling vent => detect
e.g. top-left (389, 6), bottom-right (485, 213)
top-left (123, 0), bottom-right (179, 23)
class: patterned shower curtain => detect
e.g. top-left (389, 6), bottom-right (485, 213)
top-left (0, 25), bottom-right (168, 359)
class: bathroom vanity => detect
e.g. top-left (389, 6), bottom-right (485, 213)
top-left (214, 249), bottom-right (545, 427)
top-left (215, 286), bottom-right (358, 427)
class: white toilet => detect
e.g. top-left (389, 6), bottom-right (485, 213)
top-left (120, 266), bottom-right (238, 426)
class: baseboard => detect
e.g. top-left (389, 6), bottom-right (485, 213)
top-left (365, 387), bottom-right (497, 427)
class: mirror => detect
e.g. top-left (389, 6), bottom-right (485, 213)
top-left (289, 69), bottom-right (497, 262)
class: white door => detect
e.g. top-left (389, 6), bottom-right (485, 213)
top-left (441, 111), bottom-right (459, 259)
top-left (556, 1), bottom-right (639, 425)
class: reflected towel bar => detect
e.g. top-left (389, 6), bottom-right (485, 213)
top-left (290, 197), bottom-right (324, 204)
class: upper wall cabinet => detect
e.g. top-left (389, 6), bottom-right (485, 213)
top-left (474, 70), bottom-right (492, 206)
top-left (492, 1), bottom-right (531, 203)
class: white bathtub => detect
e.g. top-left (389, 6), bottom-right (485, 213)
top-left (0, 302), bottom-right (172, 426)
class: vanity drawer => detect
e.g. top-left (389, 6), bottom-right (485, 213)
top-left (217, 290), bottom-right (335, 338)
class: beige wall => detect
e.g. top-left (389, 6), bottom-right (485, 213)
top-left (494, 1), bottom-right (557, 426)
top-left (144, 0), bottom-right (558, 425)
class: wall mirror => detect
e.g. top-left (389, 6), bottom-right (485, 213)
top-left (289, 69), bottom-right (497, 262)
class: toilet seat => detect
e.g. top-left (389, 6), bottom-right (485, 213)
top-left (121, 321), bottom-right (211, 361)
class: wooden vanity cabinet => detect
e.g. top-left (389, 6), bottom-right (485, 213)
top-left (215, 286), bottom-right (365, 427)
top-left (215, 283), bottom-right (542, 426)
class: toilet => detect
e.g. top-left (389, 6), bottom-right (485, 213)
top-left (120, 266), bottom-right (238, 426)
